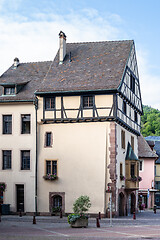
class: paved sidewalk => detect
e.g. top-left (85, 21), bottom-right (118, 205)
top-left (1, 210), bottom-right (160, 239)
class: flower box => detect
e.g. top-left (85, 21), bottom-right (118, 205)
top-left (43, 174), bottom-right (58, 180)
top-left (0, 183), bottom-right (6, 192)
top-left (120, 175), bottom-right (125, 181)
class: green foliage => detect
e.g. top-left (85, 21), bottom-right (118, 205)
top-left (73, 195), bottom-right (91, 214)
top-left (67, 213), bottom-right (88, 224)
top-left (68, 196), bottom-right (91, 225)
top-left (141, 105), bottom-right (160, 137)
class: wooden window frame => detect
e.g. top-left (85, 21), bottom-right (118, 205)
top-left (45, 97), bottom-right (55, 110)
top-left (131, 136), bottom-right (134, 151)
top-left (120, 163), bottom-right (123, 176)
top-left (139, 160), bottom-right (143, 171)
top-left (121, 130), bottom-right (125, 149)
top-left (123, 100), bottom-right (127, 115)
top-left (2, 150), bottom-right (12, 170)
top-left (134, 111), bottom-right (138, 123)
top-left (3, 115), bottom-right (12, 134)
top-left (44, 132), bottom-right (53, 148)
top-left (21, 114), bottom-right (31, 134)
top-left (82, 96), bottom-right (94, 109)
top-left (130, 75), bottom-right (135, 93)
top-left (131, 163), bottom-right (135, 177)
top-left (45, 160), bottom-right (58, 176)
top-left (21, 150), bottom-right (30, 170)
top-left (4, 87), bottom-right (15, 95)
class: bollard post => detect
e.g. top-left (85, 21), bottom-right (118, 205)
top-left (133, 212), bottom-right (136, 220)
top-left (19, 210), bottom-right (22, 217)
top-left (96, 217), bottom-right (100, 228)
top-left (98, 212), bottom-right (101, 220)
top-left (60, 210), bottom-right (63, 218)
top-left (154, 205), bottom-right (156, 214)
top-left (33, 213), bottom-right (36, 224)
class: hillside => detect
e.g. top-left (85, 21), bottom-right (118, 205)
top-left (141, 105), bottom-right (160, 137)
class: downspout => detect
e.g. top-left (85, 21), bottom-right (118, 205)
top-left (34, 97), bottom-right (38, 215)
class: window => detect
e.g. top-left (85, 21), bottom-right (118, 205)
top-left (46, 160), bottom-right (57, 175)
top-left (45, 132), bottom-right (52, 147)
top-left (139, 160), bottom-right (143, 171)
top-left (130, 75), bottom-right (135, 93)
top-left (134, 111), bottom-right (138, 123)
top-left (123, 100), bottom-right (126, 115)
top-left (2, 150), bottom-right (11, 169)
top-left (155, 181), bottom-right (160, 190)
top-left (45, 97), bottom-right (55, 110)
top-left (4, 87), bottom-right (15, 95)
top-left (131, 163), bottom-right (135, 177)
top-left (131, 136), bottom-right (134, 151)
top-left (120, 163), bottom-right (123, 176)
top-left (3, 115), bottom-right (12, 134)
top-left (121, 130), bottom-right (125, 149)
top-left (83, 96), bottom-right (93, 108)
top-left (53, 195), bottom-right (62, 208)
top-left (21, 114), bottom-right (30, 134)
top-left (21, 150), bottom-right (30, 170)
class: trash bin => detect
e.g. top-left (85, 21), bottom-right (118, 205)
top-left (1, 204), bottom-right (10, 215)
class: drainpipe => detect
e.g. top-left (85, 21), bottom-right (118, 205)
top-left (34, 97), bottom-right (38, 215)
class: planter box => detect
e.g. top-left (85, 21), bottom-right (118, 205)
top-left (71, 218), bottom-right (88, 228)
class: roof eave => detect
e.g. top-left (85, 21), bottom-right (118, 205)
top-left (35, 88), bottom-right (118, 96)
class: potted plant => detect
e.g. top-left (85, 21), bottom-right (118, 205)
top-left (68, 195), bottom-right (91, 228)
top-left (120, 175), bottom-right (125, 181)
top-left (138, 176), bottom-right (142, 182)
top-left (52, 207), bottom-right (61, 216)
top-left (43, 173), bottom-right (57, 180)
top-left (131, 176), bottom-right (137, 182)
top-left (0, 183), bottom-right (6, 192)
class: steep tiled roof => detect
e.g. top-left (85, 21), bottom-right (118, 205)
top-left (36, 41), bottom-right (133, 93)
top-left (138, 134), bottom-right (158, 159)
top-left (0, 40), bottom-right (133, 101)
top-left (0, 61), bottom-right (51, 101)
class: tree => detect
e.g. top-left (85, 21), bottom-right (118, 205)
top-left (141, 105), bottom-right (160, 137)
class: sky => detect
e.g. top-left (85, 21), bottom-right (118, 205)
top-left (0, 0), bottom-right (160, 109)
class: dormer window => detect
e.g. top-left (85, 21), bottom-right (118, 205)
top-left (4, 87), bottom-right (15, 95)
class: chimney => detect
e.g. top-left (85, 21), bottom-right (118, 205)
top-left (13, 57), bottom-right (20, 68)
top-left (59, 31), bottom-right (66, 64)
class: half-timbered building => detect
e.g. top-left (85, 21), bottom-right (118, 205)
top-left (35, 32), bottom-right (143, 216)
top-left (0, 31), bottom-right (143, 216)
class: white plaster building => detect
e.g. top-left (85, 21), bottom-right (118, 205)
top-left (0, 32), bottom-right (143, 216)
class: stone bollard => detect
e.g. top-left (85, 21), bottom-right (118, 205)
top-left (33, 214), bottom-right (36, 224)
top-left (60, 210), bottom-right (63, 218)
top-left (19, 210), bottom-right (22, 217)
top-left (133, 212), bottom-right (136, 220)
top-left (96, 217), bottom-right (100, 228)
top-left (154, 205), bottom-right (156, 214)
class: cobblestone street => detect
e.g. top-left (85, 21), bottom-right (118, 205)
top-left (1, 210), bottom-right (160, 239)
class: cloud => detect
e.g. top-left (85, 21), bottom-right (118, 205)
top-left (0, 6), bottom-right (160, 110)
top-left (0, 9), bottom-right (125, 74)
top-left (137, 48), bottom-right (160, 110)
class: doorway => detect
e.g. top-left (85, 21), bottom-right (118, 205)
top-left (16, 185), bottom-right (24, 212)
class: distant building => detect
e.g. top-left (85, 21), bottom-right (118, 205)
top-left (146, 136), bottom-right (160, 208)
top-left (138, 135), bottom-right (158, 209)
